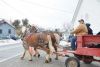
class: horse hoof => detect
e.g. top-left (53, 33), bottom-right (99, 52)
top-left (49, 58), bottom-right (52, 62)
top-left (55, 58), bottom-right (58, 60)
top-left (38, 54), bottom-right (40, 58)
top-left (34, 54), bottom-right (36, 57)
top-left (20, 57), bottom-right (24, 60)
top-left (29, 59), bottom-right (32, 61)
top-left (45, 60), bottom-right (49, 63)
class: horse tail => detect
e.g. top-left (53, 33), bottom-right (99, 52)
top-left (47, 35), bottom-right (55, 53)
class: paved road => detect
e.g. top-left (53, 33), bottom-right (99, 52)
top-left (0, 43), bottom-right (24, 62)
top-left (0, 44), bottom-right (100, 67)
top-left (0, 55), bottom-right (100, 67)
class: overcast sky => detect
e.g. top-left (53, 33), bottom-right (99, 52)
top-left (0, 0), bottom-right (78, 29)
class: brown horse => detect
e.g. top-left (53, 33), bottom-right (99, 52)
top-left (21, 25), bottom-right (59, 63)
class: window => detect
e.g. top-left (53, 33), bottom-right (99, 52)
top-left (8, 29), bottom-right (11, 34)
top-left (0, 29), bottom-right (2, 34)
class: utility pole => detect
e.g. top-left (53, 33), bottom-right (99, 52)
top-left (71, 0), bottom-right (83, 28)
top-left (66, 0), bottom-right (83, 37)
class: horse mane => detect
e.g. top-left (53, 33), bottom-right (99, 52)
top-left (21, 25), bottom-right (38, 40)
top-left (29, 25), bottom-right (38, 33)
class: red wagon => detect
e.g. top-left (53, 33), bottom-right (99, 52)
top-left (57, 35), bottom-right (100, 67)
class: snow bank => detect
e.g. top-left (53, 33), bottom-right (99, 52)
top-left (59, 40), bottom-right (71, 47)
top-left (0, 39), bottom-right (22, 46)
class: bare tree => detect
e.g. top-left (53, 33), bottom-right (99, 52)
top-left (22, 18), bottom-right (29, 27)
top-left (12, 19), bottom-right (22, 36)
top-left (12, 19), bottom-right (21, 28)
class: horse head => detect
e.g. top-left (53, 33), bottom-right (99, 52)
top-left (21, 25), bottom-right (38, 40)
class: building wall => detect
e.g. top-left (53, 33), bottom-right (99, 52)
top-left (0, 23), bottom-right (16, 38)
top-left (74, 0), bottom-right (100, 34)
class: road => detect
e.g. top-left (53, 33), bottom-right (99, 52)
top-left (0, 43), bottom-right (100, 67)
top-left (0, 42), bottom-right (24, 62)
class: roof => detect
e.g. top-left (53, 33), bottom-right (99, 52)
top-left (0, 20), bottom-right (15, 29)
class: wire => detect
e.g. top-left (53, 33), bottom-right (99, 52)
top-left (0, 0), bottom-right (27, 17)
top-left (21, 0), bottom-right (73, 14)
top-left (0, 0), bottom-right (72, 19)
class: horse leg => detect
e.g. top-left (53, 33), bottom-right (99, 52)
top-left (21, 49), bottom-right (26, 60)
top-left (29, 47), bottom-right (37, 57)
top-left (33, 48), bottom-right (36, 57)
top-left (45, 34), bottom-right (54, 63)
top-left (28, 49), bottom-right (33, 61)
top-left (45, 48), bottom-right (52, 63)
top-left (54, 45), bottom-right (58, 60)
top-left (40, 45), bottom-right (51, 63)
top-left (36, 49), bottom-right (40, 58)
top-left (34, 48), bottom-right (40, 58)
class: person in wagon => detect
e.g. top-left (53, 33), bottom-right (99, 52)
top-left (97, 32), bottom-right (100, 35)
top-left (70, 19), bottom-right (88, 50)
top-left (86, 23), bottom-right (93, 35)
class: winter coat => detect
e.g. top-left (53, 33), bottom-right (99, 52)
top-left (87, 27), bottom-right (93, 35)
top-left (71, 23), bottom-right (88, 36)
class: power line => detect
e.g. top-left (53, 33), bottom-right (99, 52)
top-left (0, 0), bottom-right (73, 20)
top-left (0, 0), bottom-right (27, 18)
top-left (21, 0), bottom-right (73, 14)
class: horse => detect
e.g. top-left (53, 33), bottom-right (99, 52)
top-left (32, 31), bottom-right (61, 60)
top-left (20, 25), bottom-right (59, 63)
top-left (44, 31), bottom-right (60, 60)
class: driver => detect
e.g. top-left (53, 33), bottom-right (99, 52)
top-left (70, 19), bottom-right (88, 50)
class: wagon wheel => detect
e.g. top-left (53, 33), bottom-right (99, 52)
top-left (83, 56), bottom-right (93, 64)
top-left (65, 57), bottom-right (80, 67)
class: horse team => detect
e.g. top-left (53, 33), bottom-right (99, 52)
top-left (20, 25), bottom-right (61, 63)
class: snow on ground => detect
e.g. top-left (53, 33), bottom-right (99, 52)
top-left (59, 40), bottom-right (71, 47)
top-left (0, 39), bottom-right (22, 46)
